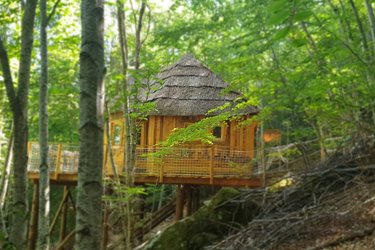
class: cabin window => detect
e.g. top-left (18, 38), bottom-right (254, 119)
top-left (212, 123), bottom-right (227, 142)
top-left (213, 126), bottom-right (222, 138)
top-left (136, 127), bottom-right (142, 145)
top-left (113, 124), bottom-right (122, 145)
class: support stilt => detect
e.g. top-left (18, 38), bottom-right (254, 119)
top-left (49, 187), bottom-right (69, 235)
top-left (59, 186), bottom-right (68, 249)
top-left (192, 186), bottom-right (200, 213)
top-left (175, 185), bottom-right (185, 221)
top-left (55, 230), bottom-right (75, 250)
top-left (28, 182), bottom-right (39, 250)
top-left (185, 185), bottom-right (192, 217)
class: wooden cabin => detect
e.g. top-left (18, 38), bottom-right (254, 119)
top-left (105, 54), bottom-right (260, 186)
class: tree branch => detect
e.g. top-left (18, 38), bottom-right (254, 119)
top-left (140, 4), bottom-right (151, 47)
top-left (0, 36), bottom-right (17, 113)
top-left (16, 0), bottom-right (38, 108)
top-left (46, 0), bottom-right (62, 26)
top-left (349, 0), bottom-right (369, 54)
top-left (311, 14), bottom-right (368, 66)
top-left (364, 0), bottom-right (375, 53)
top-left (307, 226), bottom-right (375, 250)
top-left (129, 0), bottom-right (138, 26)
top-left (135, 1), bottom-right (146, 70)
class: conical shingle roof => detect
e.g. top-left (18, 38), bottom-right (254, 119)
top-left (142, 54), bottom-right (259, 116)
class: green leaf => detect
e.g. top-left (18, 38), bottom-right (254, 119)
top-left (274, 26), bottom-right (290, 40)
top-left (267, 0), bottom-right (289, 13)
top-left (267, 9), bottom-right (290, 26)
top-left (294, 10), bottom-right (312, 22)
top-left (291, 38), bottom-right (307, 47)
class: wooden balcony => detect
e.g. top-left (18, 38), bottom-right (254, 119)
top-left (27, 142), bottom-right (263, 187)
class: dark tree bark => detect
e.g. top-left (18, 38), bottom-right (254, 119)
top-left (0, 0), bottom-right (37, 248)
top-left (75, 0), bottom-right (105, 249)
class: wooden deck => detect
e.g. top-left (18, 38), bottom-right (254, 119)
top-left (27, 142), bottom-right (264, 187)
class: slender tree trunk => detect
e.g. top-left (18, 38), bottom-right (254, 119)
top-left (349, 0), bottom-right (369, 54)
top-left (37, 0), bottom-right (50, 248)
top-left (135, 2), bottom-right (146, 70)
top-left (105, 103), bottom-right (119, 179)
top-left (116, 2), bottom-right (133, 249)
top-left (0, 0), bottom-right (37, 248)
top-left (75, 0), bottom-right (105, 249)
top-left (116, 2), bottom-right (147, 248)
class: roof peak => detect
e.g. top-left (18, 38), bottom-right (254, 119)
top-left (176, 53), bottom-right (203, 67)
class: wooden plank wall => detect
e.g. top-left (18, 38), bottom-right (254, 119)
top-left (108, 114), bottom-right (258, 156)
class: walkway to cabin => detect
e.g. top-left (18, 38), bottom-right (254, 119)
top-left (27, 142), bottom-right (263, 187)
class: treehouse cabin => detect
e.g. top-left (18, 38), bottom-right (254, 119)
top-left (105, 54), bottom-right (260, 186)
top-left (28, 54), bottom-right (261, 187)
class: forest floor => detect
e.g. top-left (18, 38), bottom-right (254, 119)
top-left (206, 142), bottom-right (375, 250)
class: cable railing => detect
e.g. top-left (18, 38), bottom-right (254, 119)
top-left (28, 143), bottom-right (256, 182)
top-left (27, 139), bottom-right (333, 183)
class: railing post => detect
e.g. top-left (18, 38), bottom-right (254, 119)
top-left (209, 147), bottom-right (214, 185)
top-left (160, 156), bottom-right (164, 183)
top-left (54, 144), bottom-right (62, 180)
top-left (27, 141), bottom-right (32, 155)
top-left (103, 144), bottom-right (108, 176)
top-left (27, 142), bottom-right (31, 172)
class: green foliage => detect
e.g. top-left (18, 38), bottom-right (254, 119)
top-left (103, 179), bottom-right (146, 205)
top-left (150, 0), bottom-right (375, 145)
top-left (0, 232), bottom-right (15, 250)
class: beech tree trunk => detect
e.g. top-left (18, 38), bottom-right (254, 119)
top-left (75, 0), bottom-right (105, 249)
top-left (37, 0), bottom-right (50, 248)
top-left (0, 0), bottom-right (37, 248)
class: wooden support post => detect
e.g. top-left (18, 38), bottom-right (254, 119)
top-left (54, 144), bottom-right (62, 180)
top-left (67, 188), bottom-right (76, 212)
top-left (28, 182), bottom-right (39, 250)
top-left (59, 186), bottom-right (68, 248)
top-left (27, 141), bottom-right (32, 155)
top-left (55, 230), bottom-right (75, 250)
top-left (175, 185), bottom-right (185, 221)
top-left (192, 186), bottom-right (200, 213)
top-left (185, 185), bottom-right (193, 217)
top-left (49, 187), bottom-right (69, 235)
top-left (103, 144), bottom-right (108, 175)
top-left (209, 147), bottom-right (214, 185)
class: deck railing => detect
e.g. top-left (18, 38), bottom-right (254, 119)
top-left (27, 142), bottom-right (256, 181)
